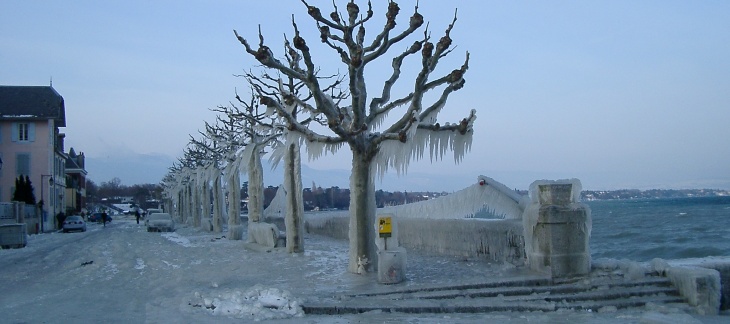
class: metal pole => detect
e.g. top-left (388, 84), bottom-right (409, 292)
top-left (40, 179), bottom-right (43, 234)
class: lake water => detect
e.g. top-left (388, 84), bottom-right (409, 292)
top-left (587, 196), bottom-right (730, 262)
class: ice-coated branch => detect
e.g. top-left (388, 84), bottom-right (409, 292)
top-left (418, 109), bottom-right (477, 135)
top-left (368, 39), bottom-right (425, 118)
top-left (381, 20), bottom-right (464, 136)
top-left (234, 29), bottom-right (306, 82)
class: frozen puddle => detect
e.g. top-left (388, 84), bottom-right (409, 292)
top-left (161, 232), bottom-right (194, 247)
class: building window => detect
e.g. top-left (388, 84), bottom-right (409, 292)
top-left (18, 123), bottom-right (29, 141)
top-left (11, 122), bottom-right (35, 142)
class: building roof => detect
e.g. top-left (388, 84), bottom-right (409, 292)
top-left (65, 148), bottom-right (87, 175)
top-left (0, 86), bottom-right (66, 127)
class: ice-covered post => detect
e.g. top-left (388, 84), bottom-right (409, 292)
top-left (523, 179), bottom-right (592, 278)
top-left (374, 214), bottom-right (406, 284)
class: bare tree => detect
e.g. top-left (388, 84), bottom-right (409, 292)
top-left (235, 1), bottom-right (476, 272)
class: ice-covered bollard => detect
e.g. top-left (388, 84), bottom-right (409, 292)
top-left (375, 214), bottom-right (406, 284)
top-left (523, 179), bottom-right (592, 278)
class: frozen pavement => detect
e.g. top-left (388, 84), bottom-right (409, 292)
top-left (1, 216), bottom-right (728, 323)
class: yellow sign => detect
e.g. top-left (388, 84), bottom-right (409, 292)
top-left (378, 216), bottom-right (392, 238)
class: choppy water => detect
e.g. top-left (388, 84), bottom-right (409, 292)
top-left (587, 196), bottom-right (730, 261)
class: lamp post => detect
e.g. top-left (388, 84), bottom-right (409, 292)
top-left (40, 175), bottom-right (53, 233)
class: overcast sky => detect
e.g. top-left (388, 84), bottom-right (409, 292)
top-left (2, 1), bottom-right (729, 191)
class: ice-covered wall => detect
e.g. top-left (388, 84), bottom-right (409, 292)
top-left (666, 257), bottom-right (730, 312)
top-left (398, 218), bottom-right (525, 264)
top-left (666, 266), bottom-right (721, 315)
top-left (305, 212), bottom-right (525, 264)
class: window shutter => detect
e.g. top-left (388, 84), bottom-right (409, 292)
top-left (11, 123), bottom-right (18, 142)
top-left (28, 123), bottom-right (36, 142)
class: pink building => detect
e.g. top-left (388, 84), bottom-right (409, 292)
top-left (0, 85), bottom-right (68, 231)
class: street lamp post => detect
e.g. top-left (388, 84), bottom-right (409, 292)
top-left (40, 175), bottom-right (53, 233)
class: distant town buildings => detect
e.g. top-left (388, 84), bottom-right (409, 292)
top-left (0, 85), bottom-right (88, 231)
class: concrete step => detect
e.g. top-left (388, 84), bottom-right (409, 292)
top-left (302, 276), bottom-right (686, 315)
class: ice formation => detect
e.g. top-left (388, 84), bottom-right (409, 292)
top-left (373, 113), bottom-right (475, 180)
top-left (381, 175), bottom-right (525, 220)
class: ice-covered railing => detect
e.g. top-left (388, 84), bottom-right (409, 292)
top-left (381, 175), bottom-right (527, 220)
top-left (263, 185), bottom-right (287, 218)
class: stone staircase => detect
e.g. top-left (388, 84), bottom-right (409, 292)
top-left (302, 275), bottom-right (687, 315)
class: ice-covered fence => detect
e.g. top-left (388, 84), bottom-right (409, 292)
top-left (0, 203), bottom-right (14, 225)
top-left (381, 176), bottom-right (527, 220)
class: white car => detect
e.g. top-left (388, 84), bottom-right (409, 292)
top-left (146, 213), bottom-right (175, 232)
top-left (62, 215), bottom-right (87, 233)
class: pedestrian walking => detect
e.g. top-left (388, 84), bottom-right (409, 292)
top-left (102, 211), bottom-right (108, 227)
top-left (135, 210), bottom-right (141, 224)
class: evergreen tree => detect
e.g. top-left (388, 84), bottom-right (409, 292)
top-left (12, 176), bottom-right (37, 205)
top-left (25, 175), bottom-right (37, 205)
top-left (12, 176), bottom-right (22, 202)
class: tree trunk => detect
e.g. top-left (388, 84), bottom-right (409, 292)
top-left (212, 175), bottom-right (223, 233)
top-left (348, 150), bottom-right (378, 273)
top-left (192, 180), bottom-right (201, 227)
top-left (227, 172), bottom-right (243, 240)
top-left (201, 180), bottom-right (210, 231)
top-left (248, 150), bottom-right (264, 224)
top-left (285, 142), bottom-right (305, 253)
top-left (175, 190), bottom-right (183, 223)
top-left (183, 185), bottom-right (191, 224)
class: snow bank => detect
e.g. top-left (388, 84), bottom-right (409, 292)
top-left (188, 285), bottom-right (303, 321)
top-left (248, 222), bottom-right (284, 248)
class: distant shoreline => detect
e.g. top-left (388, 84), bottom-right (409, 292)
top-left (582, 189), bottom-right (729, 201)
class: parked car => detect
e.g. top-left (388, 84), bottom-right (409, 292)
top-left (146, 213), bottom-right (175, 232)
top-left (146, 208), bottom-right (163, 219)
top-left (62, 216), bottom-right (87, 233)
top-left (88, 212), bottom-right (112, 223)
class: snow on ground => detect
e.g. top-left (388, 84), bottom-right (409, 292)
top-left (1, 215), bottom-right (728, 323)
